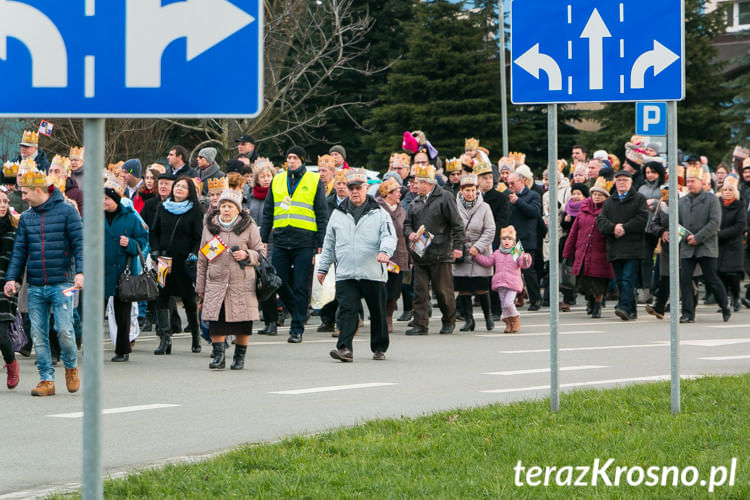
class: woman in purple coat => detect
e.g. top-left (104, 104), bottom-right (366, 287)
top-left (562, 177), bottom-right (615, 318)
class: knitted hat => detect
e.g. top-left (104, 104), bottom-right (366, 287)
top-left (593, 150), bottom-right (609, 161)
top-left (500, 225), bottom-right (517, 241)
top-left (515, 164), bottom-right (534, 181)
top-left (218, 189), bottom-right (243, 211)
top-left (329, 145), bottom-right (346, 160)
top-left (570, 182), bottom-right (590, 198)
top-left (123, 158), bottom-right (142, 178)
top-left (286, 145), bottom-right (306, 163)
top-left (198, 147), bottom-right (217, 164)
top-left (573, 163), bottom-right (588, 178)
top-left (382, 170), bottom-right (403, 186)
top-left (225, 159), bottom-right (244, 174)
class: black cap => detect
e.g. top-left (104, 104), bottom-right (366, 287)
top-left (686, 154), bottom-right (701, 163)
top-left (614, 170), bottom-right (632, 178)
top-left (235, 135), bottom-right (256, 144)
top-left (226, 159), bottom-right (244, 174)
top-left (158, 172), bottom-right (176, 181)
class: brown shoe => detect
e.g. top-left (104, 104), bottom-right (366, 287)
top-left (373, 351), bottom-right (385, 361)
top-left (31, 380), bottom-right (56, 397)
top-left (65, 368), bottom-right (80, 393)
top-left (330, 347), bottom-right (353, 362)
top-left (511, 315), bottom-right (521, 333)
top-left (503, 317), bottom-right (512, 333)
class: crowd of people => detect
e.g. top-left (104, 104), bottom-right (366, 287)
top-left (1, 128), bottom-right (749, 394)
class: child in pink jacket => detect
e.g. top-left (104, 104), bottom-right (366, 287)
top-left (474, 225), bottom-right (532, 333)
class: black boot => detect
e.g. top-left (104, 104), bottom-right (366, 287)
top-left (190, 323), bottom-right (201, 353)
top-left (209, 342), bottom-right (225, 369)
top-left (257, 322), bottom-right (269, 334)
top-left (265, 322), bottom-right (277, 336)
top-left (396, 309), bottom-right (413, 321)
top-left (459, 296), bottom-right (475, 332)
top-left (591, 301), bottom-right (601, 319)
top-left (478, 293), bottom-right (494, 331)
top-left (231, 345), bottom-right (247, 370)
top-left (154, 309), bottom-right (172, 355)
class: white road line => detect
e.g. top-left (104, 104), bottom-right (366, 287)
top-left (48, 403), bottom-right (180, 419)
top-left (681, 338), bottom-right (750, 347)
top-left (254, 339), bottom-right (367, 346)
top-left (501, 343), bottom-right (668, 354)
top-left (481, 375), bottom-right (672, 394)
top-left (705, 324), bottom-right (750, 328)
top-left (270, 382), bottom-right (396, 395)
top-left (484, 365), bottom-right (606, 376)
top-left (521, 321), bottom-right (623, 327)
top-left (84, 56), bottom-right (94, 98)
top-left (476, 330), bottom-right (605, 338)
top-left (699, 355), bottom-right (750, 361)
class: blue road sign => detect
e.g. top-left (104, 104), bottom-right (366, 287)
top-left (0, 0), bottom-right (262, 117)
top-left (635, 102), bottom-right (668, 136)
top-left (511, 0), bottom-right (684, 104)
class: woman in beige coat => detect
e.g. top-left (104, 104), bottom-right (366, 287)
top-left (196, 190), bottom-right (264, 370)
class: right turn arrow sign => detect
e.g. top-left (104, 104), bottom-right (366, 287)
top-left (630, 40), bottom-right (679, 89)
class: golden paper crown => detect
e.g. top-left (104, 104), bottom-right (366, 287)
top-left (207, 176), bottom-right (228, 194)
top-left (378, 177), bottom-right (400, 197)
top-left (103, 172), bottom-right (125, 195)
top-left (723, 175), bottom-right (739, 191)
top-left (19, 159), bottom-right (37, 175)
top-left (686, 166), bottom-right (703, 180)
top-left (192, 177), bottom-right (204, 194)
top-left (508, 152), bottom-right (526, 167)
top-left (590, 177), bottom-right (613, 197)
top-left (464, 138), bottom-right (480, 151)
top-left (556, 159), bottom-right (567, 172)
top-left (19, 169), bottom-right (48, 189)
top-left (317, 154), bottom-right (336, 169)
top-left (414, 164), bottom-right (436, 180)
top-left (253, 157), bottom-right (274, 171)
top-left (334, 170), bottom-right (348, 183)
top-left (20, 130), bottom-right (38, 146)
top-left (500, 225), bottom-right (517, 240)
top-left (496, 182), bottom-right (508, 192)
top-left (391, 153), bottom-right (411, 168)
top-left (445, 158), bottom-right (463, 173)
top-left (50, 155), bottom-right (72, 175)
top-left (47, 174), bottom-right (66, 194)
top-left (473, 162), bottom-right (492, 177)
top-left (460, 174), bottom-right (478, 186)
top-left (3, 161), bottom-right (19, 177)
top-left (69, 146), bottom-right (84, 160)
top-left (108, 161), bottom-right (124, 177)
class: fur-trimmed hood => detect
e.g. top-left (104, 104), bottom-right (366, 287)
top-left (206, 209), bottom-right (255, 236)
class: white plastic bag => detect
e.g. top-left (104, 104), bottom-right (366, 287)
top-left (311, 258), bottom-right (336, 309)
top-left (106, 297), bottom-right (140, 345)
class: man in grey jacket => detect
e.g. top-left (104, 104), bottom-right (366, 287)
top-left (677, 166), bottom-right (730, 323)
top-left (317, 169), bottom-right (396, 362)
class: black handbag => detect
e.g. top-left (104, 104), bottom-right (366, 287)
top-left (560, 259), bottom-right (576, 291)
top-left (118, 243), bottom-right (160, 302)
top-left (255, 254), bottom-right (282, 302)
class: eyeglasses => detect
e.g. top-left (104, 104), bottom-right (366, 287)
top-left (173, 184), bottom-right (188, 190)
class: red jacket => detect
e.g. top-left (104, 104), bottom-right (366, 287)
top-left (562, 197), bottom-right (614, 279)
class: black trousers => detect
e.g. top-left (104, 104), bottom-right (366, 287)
top-left (260, 295), bottom-right (278, 324)
top-left (522, 265), bottom-right (541, 305)
top-left (680, 257), bottom-right (728, 318)
top-left (156, 289), bottom-right (198, 332)
top-left (0, 320), bottom-right (14, 364)
top-left (320, 299), bottom-right (337, 327)
top-left (413, 262), bottom-right (456, 329)
top-left (718, 271), bottom-right (741, 302)
top-left (113, 298), bottom-right (132, 355)
top-left (336, 279), bottom-right (388, 354)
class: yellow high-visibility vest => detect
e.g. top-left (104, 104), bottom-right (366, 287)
top-left (271, 170), bottom-right (320, 232)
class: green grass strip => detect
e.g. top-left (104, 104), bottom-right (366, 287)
top-left (53, 373), bottom-right (750, 499)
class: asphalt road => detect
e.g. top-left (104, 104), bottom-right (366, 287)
top-left (1, 301), bottom-right (749, 498)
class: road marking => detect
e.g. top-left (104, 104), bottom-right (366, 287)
top-left (501, 342), bottom-right (668, 354)
top-left (84, 55), bottom-right (95, 98)
top-left (521, 321), bottom-right (623, 327)
top-left (254, 339), bottom-right (367, 346)
top-left (476, 330), bottom-right (605, 338)
top-left (270, 382), bottom-right (396, 395)
top-left (48, 403), bottom-right (180, 419)
top-left (705, 324), bottom-right (750, 328)
top-left (481, 374), bottom-right (686, 393)
top-left (484, 365), bottom-right (606, 376)
top-left (699, 355), bottom-right (750, 361)
top-left (681, 338), bottom-right (750, 347)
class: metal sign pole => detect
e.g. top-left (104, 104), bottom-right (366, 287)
top-left (82, 118), bottom-right (105, 499)
top-left (499, 0), bottom-right (509, 156)
top-left (666, 101), bottom-right (680, 415)
top-left (548, 103), bottom-right (560, 412)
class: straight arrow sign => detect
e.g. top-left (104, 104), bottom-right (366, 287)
top-left (580, 8), bottom-right (611, 90)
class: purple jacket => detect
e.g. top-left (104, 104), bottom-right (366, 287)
top-left (475, 249), bottom-right (532, 293)
top-left (562, 197), bottom-right (614, 279)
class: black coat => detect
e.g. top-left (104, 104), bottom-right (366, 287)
top-left (718, 199), bottom-right (746, 273)
top-left (141, 196), bottom-right (163, 228)
top-left (169, 164), bottom-right (199, 179)
top-left (149, 203), bottom-right (203, 295)
top-left (404, 185), bottom-right (465, 265)
top-left (508, 187), bottom-right (541, 251)
top-left (0, 216), bottom-right (18, 322)
top-left (482, 189), bottom-right (510, 247)
top-left (597, 190), bottom-right (649, 261)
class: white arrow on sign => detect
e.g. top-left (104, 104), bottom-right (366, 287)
top-left (580, 8), bottom-right (611, 90)
top-left (630, 40), bottom-right (679, 89)
top-left (0, 0), bottom-right (67, 87)
top-left (514, 43), bottom-right (562, 91)
top-left (126, 0), bottom-right (255, 88)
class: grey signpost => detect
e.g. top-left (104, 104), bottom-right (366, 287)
top-left (511, 0), bottom-right (685, 411)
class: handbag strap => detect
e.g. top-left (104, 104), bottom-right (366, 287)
top-left (163, 211), bottom-right (184, 253)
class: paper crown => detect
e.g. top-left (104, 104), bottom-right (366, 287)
top-left (48, 174), bottom-right (66, 194)
top-left (414, 164), bottom-right (436, 180)
top-left (346, 168), bottom-right (368, 185)
top-left (3, 161), bottom-right (19, 177)
top-left (465, 138), bottom-right (480, 151)
top-left (20, 130), bottom-right (38, 146)
top-left (685, 166), bottom-right (703, 180)
top-left (69, 146), bottom-right (84, 160)
top-left (317, 154), bottom-right (336, 169)
top-left (253, 157), bottom-right (274, 170)
top-left (498, 157), bottom-right (514, 171)
top-left (50, 155), bottom-right (71, 175)
top-left (103, 172), bottom-right (125, 195)
top-left (500, 225), bottom-right (517, 240)
top-left (460, 174), bottom-right (478, 186)
top-left (445, 158), bottom-right (463, 173)
top-left (590, 177), bottom-right (613, 197)
top-left (192, 177), bottom-right (204, 194)
top-left (660, 184), bottom-right (670, 202)
top-left (390, 153), bottom-right (411, 168)
top-left (556, 159), bottom-right (567, 172)
top-left (19, 169), bottom-right (48, 189)
top-left (473, 162), bottom-right (492, 177)
top-left (378, 177), bottom-right (400, 197)
top-left (108, 161), bottom-right (124, 176)
top-left (207, 176), bottom-right (228, 194)
top-left (723, 175), bottom-right (739, 191)
top-left (334, 170), bottom-right (348, 183)
top-left (508, 152), bottom-right (526, 167)
top-left (19, 159), bottom-right (37, 175)
top-left (733, 145), bottom-right (749, 159)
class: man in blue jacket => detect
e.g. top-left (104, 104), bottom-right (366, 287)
top-left (508, 172), bottom-right (543, 310)
top-left (4, 170), bottom-right (84, 396)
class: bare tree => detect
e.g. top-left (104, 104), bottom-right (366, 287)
top-left (164, 0), bottom-right (378, 161)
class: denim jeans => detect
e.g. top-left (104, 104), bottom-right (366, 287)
top-left (28, 284), bottom-right (77, 381)
top-left (612, 259), bottom-right (638, 315)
